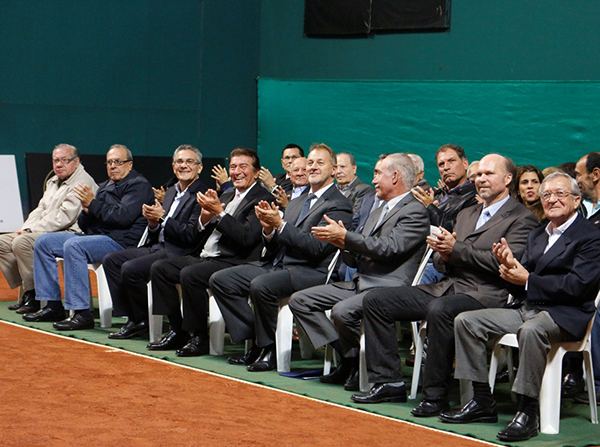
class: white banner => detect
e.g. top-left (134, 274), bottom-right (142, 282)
top-left (0, 155), bottom-right (24, 232)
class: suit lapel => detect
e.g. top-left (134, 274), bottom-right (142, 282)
top-left (370, 194), bottom-right (411, 235)
top-left (362, 206), bottom-right (383, 236)
top-left (468, 199), bottom-right (516, 238)
top-left (295, 186), bottom-right (335, 227)
top-left (534, 215), bottom-right (581, 272)
top-left (162, 188), bottom-right (176, 214)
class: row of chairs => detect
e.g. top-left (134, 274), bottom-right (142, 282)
top-left (70, 227), bottom-right (597, 436)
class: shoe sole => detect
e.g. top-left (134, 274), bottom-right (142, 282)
top-left (351, 396), bottom-right (407, 404)
top-left (440, 415), bottom-right (498, 424)
top-left (411, 408), bottom-right (449, 418)
top-left (108, 329), bottom-right (149, 340)
top-left (497, 429), bottom-right (538, 442)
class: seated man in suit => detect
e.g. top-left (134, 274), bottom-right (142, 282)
top-left (336, 152), bottom-right (374, 214)
top-left (102, 145), bottom-right (207, 339)
top-left (443, 172), bottom-right (600, 441)
top-left (259, 143), bottom-right (304, 194)
top-left (352, 154), bottom-right (538, 414)
top-left (210, 143), bottom-right (353, 372)
top-left (0, 143), bottom-right (97, 314)
top-left (147, 147), bottom-right (274, 356)
top-left (289, 153), bottom-right (430, 391)
top-left (25, 144), bottom-right (154, 330)
top-left (272, 156), bottom-right (309, 210)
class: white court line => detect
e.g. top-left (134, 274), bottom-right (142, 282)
top-left (1, 319), bottom-right (499, 447)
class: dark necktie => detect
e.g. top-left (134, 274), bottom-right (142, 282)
top-left (274, 193), bottom-right (316, 266)
top-left (295, 193), bottom-right (316, 225)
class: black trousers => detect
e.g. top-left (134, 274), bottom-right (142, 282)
top-left (150, 255), bottom-right (236, 335)
top-left (362, 285), bottom-right (484, 401)
top-left (209, 264), bottom-right (327, 348)
top-left (102, 245), bottom-right (168, 323)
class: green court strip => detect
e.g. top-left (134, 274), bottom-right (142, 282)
top-left (1, 300), bottom-right (597, 447)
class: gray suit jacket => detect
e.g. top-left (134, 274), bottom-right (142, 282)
top-left (341, 177), bottom-right (374, 214)
top-left (419, 196), bottom-right (538, 308)
top-left (342, 193), bottom-right (430, 291)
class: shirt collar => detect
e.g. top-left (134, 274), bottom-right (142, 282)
top-left (545, 212), bottom-right (578, 238)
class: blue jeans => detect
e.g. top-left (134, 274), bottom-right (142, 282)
top-left (34, 233), bottom-right (123, 310)
top-left (421, 262), bottom-right (444, 285)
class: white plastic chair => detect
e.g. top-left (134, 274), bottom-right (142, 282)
top-left (274, 250), bottom-right (341, 373)
top-left (487, 290), bottom-right (600, 435)
top-left (358, 244), bottom-right (434, 393)
top-left (56, 228), bottom-right (148, 328)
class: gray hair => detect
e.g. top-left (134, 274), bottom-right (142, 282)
top-left (53, 143), bottom-right (79, 159)
top-left (540, 172), bottom-right (581, 197)
top-left (337, 152), bottom-right (356, 166)
top-left (173, 144), bottom-right (202, 164)
top-left (383, 153), bottom-right (416, 189)
top-left (109, 144), bottom-right (133, 161)
top-left (406, 153), bottom-right (424, 174)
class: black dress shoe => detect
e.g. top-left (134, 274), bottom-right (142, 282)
top-left (228, 345), bottom-right (262, 366)
top-left (108, 320), bottom-right (149, 339)
top-left (8, 290), bottom-right (29, 310)
top-left (497, 411), bottom-right (539, 442)
top-left (411, 399), bottom-right (450, 417)
top-left (53, 313), bottom-right (95, 331)
top-left (176, 335), bottom-right (209, 357)
top-left (320, 360), bottom-right (353, 384)
top-left (23, 306), bottom-right (66, 322)
top-left (146, 330), bottom-right (190, 351)
top-left (247, 346), bottom-right (276, 372)
top-left (439, 399), bottom-right (498, 424)
top-left (351, 383), bottom-right (407, 404)
top-left (562, 373), bottom-right (585, 398)
top-left (15, 291), bottom-right (40, 314)
top-left (343, 367), bottom-right (360, 392)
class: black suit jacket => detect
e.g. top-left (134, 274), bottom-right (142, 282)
top-left (275, 172), bottom-right (293, 193)
top-left (263, 183), bottom-right (353, 289)
top-left (145, 178), bottom-right (207, 257)
top-left (513, 214), bottom-right (600, 339)
top-left (196, 182), bottom-right (274, 264)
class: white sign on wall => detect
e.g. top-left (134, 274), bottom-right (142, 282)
top-left (0, 155), bottom-right (24, 232)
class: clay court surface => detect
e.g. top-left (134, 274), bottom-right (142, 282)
top-left (0, 319), bottom-right (496, 447)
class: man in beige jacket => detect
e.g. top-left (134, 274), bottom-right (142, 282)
top-left (0, 143), bottom-right (97, 313)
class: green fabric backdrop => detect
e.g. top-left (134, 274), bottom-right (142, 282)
top-left (258, 79), bottom-right (600, 183)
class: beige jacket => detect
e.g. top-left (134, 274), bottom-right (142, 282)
top-left (22, 163), bottom-right (98, 233)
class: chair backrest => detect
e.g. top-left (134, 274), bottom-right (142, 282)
top-left (325, 249), bottom-right (341, 284)
top-left (410, 225), bottom-right (436, 287)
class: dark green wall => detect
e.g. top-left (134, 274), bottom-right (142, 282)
top-left (257, 0), bottom-right (600, 177)
top-left (0, 0), bottom-right (261, 211)
top-left (260, 0), bottom-right (600, 80)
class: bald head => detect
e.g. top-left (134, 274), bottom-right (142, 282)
top-left (475, 154), bottom-right (514, 206)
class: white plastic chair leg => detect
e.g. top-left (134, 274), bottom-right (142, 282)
top-left (209, 294), bottom-right (226, 355)
top-left (147, 282), bottom-right (163, 343)
top-left (359, 331), bottom-right (372, 392)
top-left (539, 346), bottom-right (566, 434)
top-left (93, 264), bottom-right (113, 328)
top-left (409, 322), bottom-right (427, 400)
top-left (275, 298), bottom-right (294, 373)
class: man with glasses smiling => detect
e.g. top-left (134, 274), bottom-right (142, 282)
top-left (444, 172), bottom-right (600, 441)
top-left (102, 145), bottom-right (208, 339)
top-left (0, 143), bottom-right (97, 314)
top-left (24, 144), bottom-right (154, 330)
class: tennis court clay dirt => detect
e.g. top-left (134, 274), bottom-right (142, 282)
top-left (0, 320), bottom-right (495, 447)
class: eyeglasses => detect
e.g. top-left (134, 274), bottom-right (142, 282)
top-left (105, 159), bottom-right (131, 166)
top-left (540, 190), bottom-right (572, 202)
top-left (173, 159), bottom-right (199, 166)
top-left (52, 157), bottom-right (76, 165)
